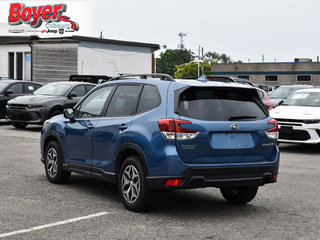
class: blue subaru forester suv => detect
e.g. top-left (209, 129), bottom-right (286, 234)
top-left (41, 74), bottom-right (280, 211)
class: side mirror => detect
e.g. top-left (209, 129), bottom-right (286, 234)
top-left (68, 92), bottom-right (78, 99)
top-left (5, 89), bottom-right (13, 96)
top-left (63, 108), bottom-right (75, 123)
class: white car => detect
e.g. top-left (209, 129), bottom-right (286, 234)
top-left (269, 88), bottom-right (320, 144)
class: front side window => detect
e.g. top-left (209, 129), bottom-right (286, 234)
top-left (71, 85), bottom-right (86, 97)
top-left (9, 83), bottom-right (23, 94)
top-left (176, 87), bottom-right (267, 121)
top-left (85, 85), bottom-right (95, 93)
top-left (76, 86), bottom-right (114, 118)
top-left (106, 85), bottom-right (142, 117)
top-left (137, 85), bottom-right (161, 113)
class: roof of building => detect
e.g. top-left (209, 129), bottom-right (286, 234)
top-left (0, 35), bottom-right (160, 50)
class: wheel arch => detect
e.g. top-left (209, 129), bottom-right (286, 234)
top-left (43, 132), bottom-right (64, 158)
top-left (48, 105), bottom-right (64, 117)
top-left (115, 143), bottom-right (149, 177)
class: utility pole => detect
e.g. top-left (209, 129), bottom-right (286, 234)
top-left (198, 46), bottom-right (200, 77)
top-left (178, 32), bottom-right (187, 49)
top-left (262, 54), bottom-right (264, 63)
top-left (99, 31), bottom-right (103, 39)
top-left (201, 47), bottom-right (204, 75)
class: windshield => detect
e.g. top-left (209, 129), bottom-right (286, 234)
top-left (34, 83), bottom-right (72, 96)
top-left (283, 91), bottom-right (320, 107)
top-left (269, 87), bottom-right (306, 99)
top-left (0, 82), bottom-right (9, 93)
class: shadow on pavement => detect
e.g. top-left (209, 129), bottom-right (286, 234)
top-left (279, 143), bottom-right (320, 154)
top-left (59, 174), bottom-right (266, 218)
top-left (0, 120), bottom-right (10, 126)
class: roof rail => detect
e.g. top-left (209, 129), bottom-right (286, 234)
top-left (108, 73), bottom-right (175, 82)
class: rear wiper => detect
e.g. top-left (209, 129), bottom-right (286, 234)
top-left (228, 116), bottom-right (257, 121)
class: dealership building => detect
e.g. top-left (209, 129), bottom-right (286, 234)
top-left (0, 35), bottom-right (159, 83)
top-left (211, 58), bottom-right (320, 85)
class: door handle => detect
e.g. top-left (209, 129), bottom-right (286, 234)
top-left (87, 123), bottom-right (94, 129)
top-left (119, 123), bottom-right (128, 130)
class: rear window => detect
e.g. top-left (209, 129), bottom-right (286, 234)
top-left (176, 87), bottom-right (267, 121)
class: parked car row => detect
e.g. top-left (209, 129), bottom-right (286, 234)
top-left (1, 80), bottom-right (96, 128)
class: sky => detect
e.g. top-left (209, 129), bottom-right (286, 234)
top-left (1, 0), bottom-right (320, 62)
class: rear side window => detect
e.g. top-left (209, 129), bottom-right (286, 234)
top-left (106, 85), bottom-right (141, 117)
top-left (24, 83), bottom-right (40, 93)
top-left (137, 85), bottom-right (161, 113)
top-left (176, 87), bottom-right (267, 121)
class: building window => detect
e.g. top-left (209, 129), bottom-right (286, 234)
top-left (16, 52), bottom-right (23, 80)
top-left (8, 52), bottom-right (14, 79)
top-left (8, 52), bottom-right (30, 80)
top-left (297, 75), bottom-right (311, 82)
top-left (238, 75), bottom-right (249, 80)
top-left (265, 75), bottom-right (278, 82)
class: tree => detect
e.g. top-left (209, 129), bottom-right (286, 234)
top-left (205, 51), bottom-right (242, 64)
top-left (156, 49), bottom-right (195, 76)
top-left (174, 61), bottom-right (211, 79)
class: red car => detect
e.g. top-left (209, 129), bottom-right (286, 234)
top-left (256, 88), bottom-right (275, 110)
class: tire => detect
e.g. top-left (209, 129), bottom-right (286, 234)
top-left (12, 122), bottom-right (28, 129)
top-left (220, 186), bottom-right (258, 204)
top-left (49, 110), bottom-right (62, 119)
top-left (44, 141), bottom-right (71, 184)
top-left (118, 156), bottom-right (150, 212)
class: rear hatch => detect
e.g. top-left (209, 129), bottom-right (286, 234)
top-left (172, 86), bottom-right (277, 164)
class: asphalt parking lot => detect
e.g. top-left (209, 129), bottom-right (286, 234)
top-left (0, 120), bottom-right (319, 240)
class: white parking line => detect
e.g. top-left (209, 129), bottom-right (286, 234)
top-left (0, 212), bottom-right (111, 238)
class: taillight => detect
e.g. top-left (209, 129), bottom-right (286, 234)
top-left (265, 119), bottom-right (279, 139)
top-left (158, 119), bottom-right (199, 140)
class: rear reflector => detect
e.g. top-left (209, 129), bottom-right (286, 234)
top-left (158, 119), bottom-right (199, 140)
top-left (265, 119), bottom-right (279, 139)
top-left (274, 174), bottom-right (278, 182)
top-left (165, 179), bottom-right (184, 186)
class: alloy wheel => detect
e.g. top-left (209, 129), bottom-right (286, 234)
top-left (121, 165), bottom-right (140, 204)
top-left (46, 148), bottom-right (58, 178)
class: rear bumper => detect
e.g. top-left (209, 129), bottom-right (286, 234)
top-left (146, 164), bottom-right (277, 190)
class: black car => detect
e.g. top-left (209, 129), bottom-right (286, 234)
top-left (6, 81), bottom-right (96, 128)
top-left (0, 80), bottom-right (42, 119)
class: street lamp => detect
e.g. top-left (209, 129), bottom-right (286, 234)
top-left (194, 59), bottom-right (203, 77)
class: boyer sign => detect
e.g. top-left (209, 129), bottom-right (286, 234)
top-left (8, 3), bottom-right (79, 32)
